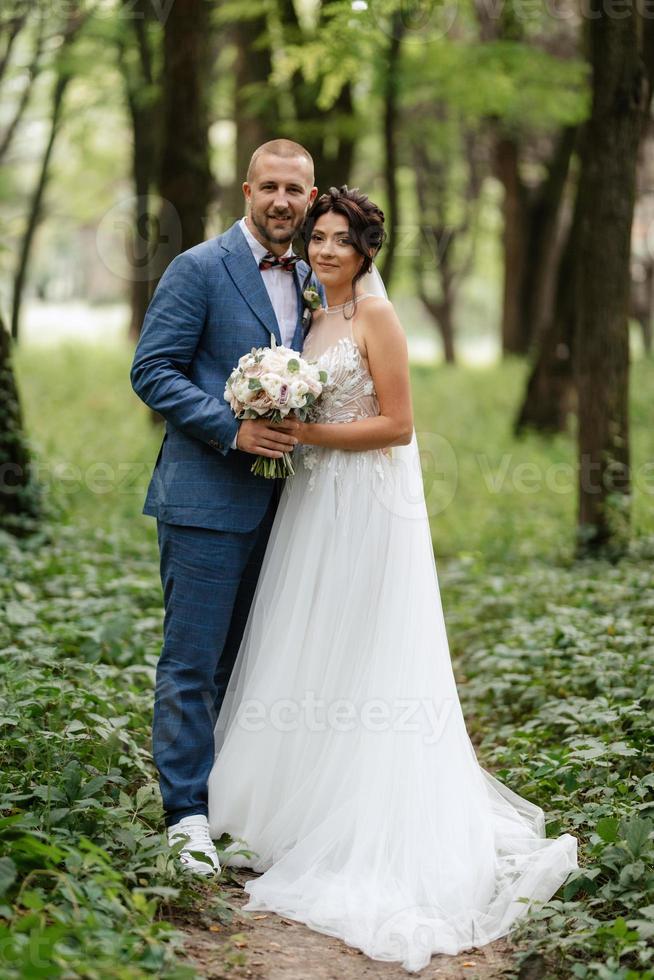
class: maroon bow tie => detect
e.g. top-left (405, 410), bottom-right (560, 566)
top-left (259, 252), bottom-right (299, 272)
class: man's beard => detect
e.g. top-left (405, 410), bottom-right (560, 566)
top-left (251, 208), bottom-right (302, 246)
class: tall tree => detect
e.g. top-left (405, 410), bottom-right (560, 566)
top-left (494, 127), bottom-right (577, 357)
top-left (0, 314), bottom-right (39, 531)
top-left (229, 11), bottom-right (279, 218)
top-left (158, 0), bottom-right (212, 257)
top-left (474, 0), bottom-right (584, 357)
top-left (116, 0), bottom-right (163, 340)
top-left (573, 0), bottom-right (649, 557)
top-left (514, 147), bottom-right (582, 435)
top-left (378, 12), bottom-right (405, 288)
top-left (411, 119), bottom-right (485, 364)
top-left (277, 0), bottom-right (356, 195)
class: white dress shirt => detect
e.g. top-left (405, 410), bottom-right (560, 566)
top-left (239, 217), bottom-right (298, 348)
top-left (231, 217), bottom-right (299, 449)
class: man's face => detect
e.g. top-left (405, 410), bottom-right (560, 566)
top-left (243, 153), bottom-right (318, 252)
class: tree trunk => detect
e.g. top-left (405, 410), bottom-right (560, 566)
top-left (118, 0), bottom-right (162, 341)
top-left (521, 126), bottom-right (577, 356)
top-left (277, 0), bottom-right (356, 196)
top-left (158, 0), bottom-right (212, 257)
top-left (514, 141), bottom-right (584, 435)
top-left (514, 206), bottom-right (578, 434)
top-left (10, 57), bottom-right (72, 340)
top-left (574, 0), bottom-right (647, 558)
top-left (0, 315), bottom-right (39, 531)
top-left (412, 122), bottom-right (484, 364)
top-left (422, 294), bottom-right (456, 365)
top-left (496, 136), bottom-right (528, 355)
top-left (419, 222), bottom-right (458, 365)
top-left (495, 129), bottom-right (576, 357)
top-left (229, 14), bottom-right (278, 218)
top-left (378, 15), bottom-right (404, 288)
top-left (314, 83), bottom-right (355, 194)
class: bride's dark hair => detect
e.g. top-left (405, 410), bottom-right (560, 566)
top-left (301, 186), bottom-right (386, 317)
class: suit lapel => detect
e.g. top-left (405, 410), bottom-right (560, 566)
top-left (221, 223), bottom-right (282, 346)
top-left (292, 265), bottom-right (307, 352)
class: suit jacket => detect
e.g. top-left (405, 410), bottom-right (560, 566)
top-left (130, 220), bottom-right (319, 532)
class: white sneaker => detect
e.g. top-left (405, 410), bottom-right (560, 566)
top-left (167, 814), bottom-right (221, 877)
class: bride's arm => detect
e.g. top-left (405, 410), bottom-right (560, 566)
top-left (296, 299), bottom-right (414, 451)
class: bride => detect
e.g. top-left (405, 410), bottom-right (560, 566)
top-left (207, 185), bottom-right (578, 973)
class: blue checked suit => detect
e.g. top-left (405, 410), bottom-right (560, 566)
top-left (130, 220), bottom-right (320, 827)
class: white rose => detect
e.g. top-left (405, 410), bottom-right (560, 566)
top-left (232, 377), bottom-right (254, 404)
top-left (288, 379), bottom-right (309, 407)
top-left (260, 348), bottom-right (285, 372)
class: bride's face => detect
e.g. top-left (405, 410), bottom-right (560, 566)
top-left (308, 212), bottom-right (363, 291)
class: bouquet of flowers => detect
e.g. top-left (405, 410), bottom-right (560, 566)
top-left (224, 338), bottom-right (328, 479)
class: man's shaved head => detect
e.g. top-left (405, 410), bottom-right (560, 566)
top-left (247, 139), bottom-right (314, 184)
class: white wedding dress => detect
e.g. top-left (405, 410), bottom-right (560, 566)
top-left (207, 297), bottom-right (578, 973)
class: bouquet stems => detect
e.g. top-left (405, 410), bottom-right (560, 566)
top-left (251, 451), bottom-right (296, 479)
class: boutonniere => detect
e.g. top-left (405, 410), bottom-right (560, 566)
top-left (301, 286), bottom-right (322, 330)
top-left (303, 287), bottom-right (322, 311)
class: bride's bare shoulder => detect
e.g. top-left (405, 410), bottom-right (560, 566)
top-left (358, 295), bottom-right (402, 335)
top-left (355, 296), bottom-right (405, 358)
top-left (359, 295), bottom-right (394, 316)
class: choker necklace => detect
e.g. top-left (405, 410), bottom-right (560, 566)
top-left (324, 294), bottom-right (371, 315)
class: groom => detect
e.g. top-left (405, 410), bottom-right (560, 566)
top-left (130, 139), bottom-right (319, 874)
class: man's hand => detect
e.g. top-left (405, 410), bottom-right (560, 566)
top-left (236, 419), bottom-right (299, 458)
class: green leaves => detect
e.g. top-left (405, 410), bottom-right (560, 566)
top-left (3, 346), bottom-right (653, 977)
top-left (0, 858), bottom-right (17, 897)
top-left (0, 524), bottom-right (223, 977)
top-left (597, 818), bottom-right (620, 844)
top-left (4, 602), bottom-right (36, 627)
top-left (446, 554), bottom-right (654, 977)
top-left (625, 819), bottom-right (652, 861)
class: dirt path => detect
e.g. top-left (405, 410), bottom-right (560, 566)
top-left (178, 870), bottom-right (517, 980)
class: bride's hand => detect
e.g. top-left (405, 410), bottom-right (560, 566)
top-left (294, 420), bottom-right (309, 444)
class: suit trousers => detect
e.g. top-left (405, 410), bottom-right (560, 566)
top-left (154, 491), bottom-right (277, 827)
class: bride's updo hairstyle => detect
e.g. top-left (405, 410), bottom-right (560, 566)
top-left (302, 186), bottom-right (386, 316)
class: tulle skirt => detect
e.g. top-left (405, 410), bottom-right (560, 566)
top-left (207, 440), bottom-right (578, 973)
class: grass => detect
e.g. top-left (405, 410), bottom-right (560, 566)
top-left (16, 341), bottom-right (654, 561)
top-left (0, 340), bottom-right (652, 978)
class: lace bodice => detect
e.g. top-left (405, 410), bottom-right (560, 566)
top-left (297, 296), bottom-right (385, 489)
top-left (301, 297), bottom-right (379, 425)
